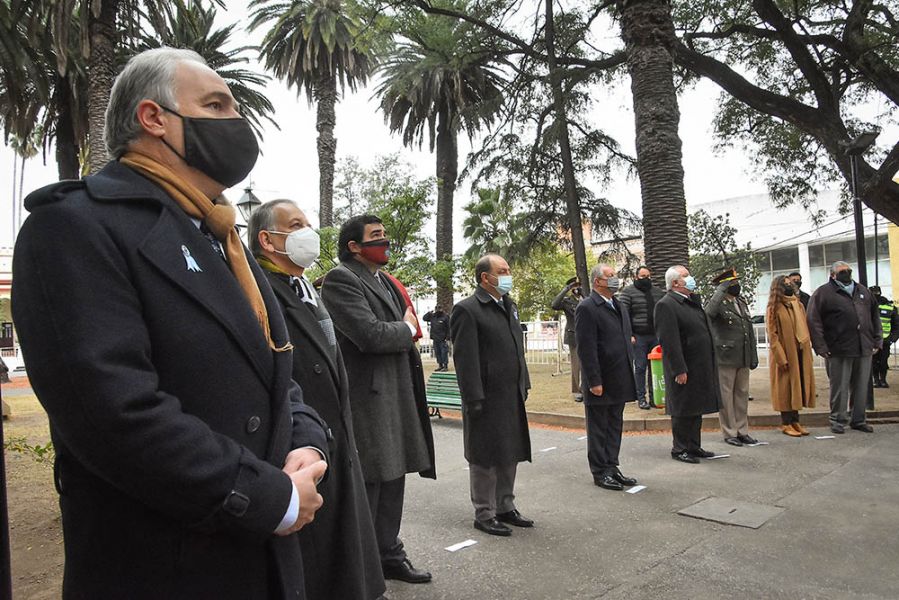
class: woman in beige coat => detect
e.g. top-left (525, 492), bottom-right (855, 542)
top-left (766, 275), bottom-right (816, 436)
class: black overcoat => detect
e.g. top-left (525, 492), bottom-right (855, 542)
top-left (320, 260), bottom-right (436, 482)
top-left (574, 291), bottom-right (637, 405)
top-left (11, 162), bottom-right (330, 599)
top-left (653, 291), bottom-right (721, 417)
top-left (265, 272), bottom-right (385, 600)
top-left (450, 287), bottom-right (532, 467)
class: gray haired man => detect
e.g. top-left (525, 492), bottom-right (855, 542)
top-left (807, 261), bottom-right (881, 433)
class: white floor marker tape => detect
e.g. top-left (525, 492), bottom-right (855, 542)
top-left (540, 447), bottom-right (557, 452)
top-left (815, 435), bottom-right (835, 440)
top-left (445, 539), bottom-right (478, 552)
top-left (706, 454), bottom-right (730, 459)
top-left (577, 435), bottom-right (588, 441)
top-left (626, 485), bottom-right (646, 494)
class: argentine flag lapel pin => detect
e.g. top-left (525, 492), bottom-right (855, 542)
top-left (182, 245), bottom-right (202, 272)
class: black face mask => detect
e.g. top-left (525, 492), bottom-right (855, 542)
top-left (792, 280), bottom-right (802, 289)
top-left (160, 105), bottom-right (259, 188)
top-left (835, 270), bottom-right (853, 284)
top-left (782, 286), bottom-right (795, 296)
top-left (727, 283), bottom-right (741, 296)
top-left (634, 278), bottom-right (652, 291)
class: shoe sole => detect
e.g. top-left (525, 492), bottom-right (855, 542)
top-left (474, 522), bottom-right (512, 536)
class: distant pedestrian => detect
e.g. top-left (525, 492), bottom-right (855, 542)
top-left (806, 261), bottom-right (880, 434)
top-left (551, 277), bottom-right (584, 401)
top-left (575, 264), bottom-right (639, 491)
top-left (451, 254), bottom-right (534, 537)
top-left (788, 272), bottom-right (811, 310)
top-left (706, 267), bottom-right (759, 447)
top-left (654, 266), bottom-right (721, 464)
top-left (619, 266), bottom-right (666, 409)
top-left (868, 286), bottom-right (898, 388)
top-left (422, 307), bottom-right (451, 371)
top-left (766, 275), bottom-right (816, 436)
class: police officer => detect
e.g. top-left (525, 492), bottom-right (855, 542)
top-left (869, 286), bottom-right (899, 388)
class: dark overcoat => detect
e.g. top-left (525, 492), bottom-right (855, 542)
top-left (574, 291), bottom-right (637, 405)
top-left (704, 285), bottom-right (759, 370)
top-left (11, 162), bottom-right (330, 600)
top-left (320, 260), bottom-right (436, 482)
top-left (450, 287), bottom-right (532, 467)
top-left (653, 291), bottom-right (721, 417)
top-left (265, 272), bottom-right (385, 600)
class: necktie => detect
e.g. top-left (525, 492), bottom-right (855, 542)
top-left (199, 221), bottom-right (226, 261)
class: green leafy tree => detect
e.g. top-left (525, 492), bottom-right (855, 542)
top-left (375, 7), bottom-right (505, 310)
top-left (251, 0), bottom-right (377, 227)
top-left (461, 187), bottom-right (528, 261)
top-left (511, 243), bottom-right (577, 322)
top-left (688, 209), bottom-right (762, 302)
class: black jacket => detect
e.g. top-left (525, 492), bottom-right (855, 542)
top-left (798, 290), bottom-right (811, 310)
top-left (807, 279), bottom-right (882, 357)
top-left (451, 287), bottom-right (531, 467)
top-left (653, 291), bottom-right (721, 417)
top-left (265, 272), bottom-right (385, 600)
top-left (12, 162), bottom-right (329, 599)
top-left (422, 310), bottom-right (450, 342)
top-left (619, 283), bottom-right (666, 336)
top-left (574, 291), bottom-right (636, 405)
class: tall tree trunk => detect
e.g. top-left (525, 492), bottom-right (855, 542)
top-left (87, 0), bottom-right (117, 174)
top-left (434, 111), bottom-right (457, 311)
top-left (620, 0), bottom-right (688, 280)
top-left (545, 0), bottom-right (590, 289)
top-left (17, 154), bottom-right (25, 233)
top-left (11, 153), bottom-right (17, 242)
top-left (315, 74), bottom-right (337, 228)
top-left (55, 75), bottom-right (81, 180)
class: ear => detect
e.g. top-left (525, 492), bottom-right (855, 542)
top-left (347, 240), bottom-right (361, 255)
top-left (135, 100), bottom-right (169, 139)
top-left (258, 230), bottom-right (276, 253)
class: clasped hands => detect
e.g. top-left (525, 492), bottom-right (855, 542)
top-left (277, 448), bottom-right (328, 536)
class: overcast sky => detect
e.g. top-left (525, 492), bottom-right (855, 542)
top-left (1, 2), bottom-right (874, 251)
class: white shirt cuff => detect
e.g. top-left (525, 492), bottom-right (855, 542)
top-left (406, 322), bottom-right (417, 335)
top-left (274, 481), bottom-right (299, 534)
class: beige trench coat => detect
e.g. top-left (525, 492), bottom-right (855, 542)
top-left (766, 297), bottom-right (816, 411)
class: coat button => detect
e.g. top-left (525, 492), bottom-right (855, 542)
top-left (313, 363), bottom-right (323, 374)
top-left (246, 416), bottom-right (261, 433)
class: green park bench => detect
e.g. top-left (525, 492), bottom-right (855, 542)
top-left (425, 371), bottom-right (462, 418)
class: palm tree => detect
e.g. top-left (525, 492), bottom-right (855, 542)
top-left (461, 187), bottom-right (527, 262)
top-left (375, 18), bottom-right (505, 310)
top-left (617, 0), bottom-right (688, 277)
top-left (250, 0), bottom-right (376, 227)
top-left (141, 1), bottom-right (277, 139)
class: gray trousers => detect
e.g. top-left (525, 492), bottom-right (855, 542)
top-left (717, 366), bottom-right (750, 438)
top-left (827, 355), bottom-right (870, 427)
top-left (469, 462), bottom-right (518, 522)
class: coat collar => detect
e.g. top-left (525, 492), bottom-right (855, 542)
top-left (341, 259), bottom-right (403, 319)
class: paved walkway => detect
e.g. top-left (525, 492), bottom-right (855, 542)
top-left (388, 420), bottom-right (899, 600)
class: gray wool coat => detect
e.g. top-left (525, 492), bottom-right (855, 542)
top-left (450, 287), bottom-right (532, 467)
top-left (654, 291), bottom-right (721, 417)
top-left (320, 259), bottom-right (436, 483)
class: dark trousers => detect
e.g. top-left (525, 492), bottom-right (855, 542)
top-left (433, 339), bottom-right (449, 368)
top-left (873, 344), bottom-right (890, 380)
top-left (585, 403), bottom-right (625, 477)
top-left (781, 410), bottom-right (799, 425)
top-left (469, 462), bottom-right (518, 522)
top-left (671, 415), bottom-right (702, 455)
top-left (364, 476), bottom-right (407, 568)
top-left (633, 334), bottom-right (657, 402)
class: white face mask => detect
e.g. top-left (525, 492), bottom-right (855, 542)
top-left (269, 227), bottom-right (320, 268)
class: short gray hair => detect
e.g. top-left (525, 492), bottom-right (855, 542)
top-left (590, 263), bottom-right (611, 284)
top-left (248, 199), bottom-right (297, 257)
top-left (105, 47), bottom-right (207, 158)
top-left (831, 260), bottom-right (850, 274)
top-left (665, 265), bottom-right (687, 290)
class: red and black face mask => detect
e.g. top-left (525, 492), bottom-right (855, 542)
top-left (358, 239), bottom-right (391, 266)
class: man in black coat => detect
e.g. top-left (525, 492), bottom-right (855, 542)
top-left (619, 266), bottom-right (666, 409)
top-left (654, 265), bottom-right (721, 464)
top-left (575, 264), bottom-right (639, 491)
top-left (422, 307), bottom-right (451, 371)
top-left (789, 272), bottom-right (811, 310)
top-left (451, 254), bottom-right (533, 537)
top-left (250, 200), bottom-right (386, 600)
top-left (11, 48), bottom-right (329, 599)
top-left (551, 276), bottom-right (584, 401)
top-left (321, 215), bottom-right (435, 585)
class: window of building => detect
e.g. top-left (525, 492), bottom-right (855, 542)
top-left (824, 241), bottom-right (856, 264)
top-left (771, 247), bottom-right (799, 272)
top-left (808, 244), bottom-right (825, 267)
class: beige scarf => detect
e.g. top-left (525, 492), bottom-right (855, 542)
top-left (784, 296), bottom-right (811, 345)
top-left (120, 151), bottom-right (290, 352)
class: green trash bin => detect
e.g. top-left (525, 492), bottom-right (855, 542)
top-left (648, 344), bottom-right (665, 409)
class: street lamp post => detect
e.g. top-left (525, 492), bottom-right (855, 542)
top-left (236, 185), bottom-right (262, 223)
top-left (843, 131), bottom-right (880, 286)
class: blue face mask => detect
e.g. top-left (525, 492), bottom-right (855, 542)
top-left (493, 274), bottom-right (513, 295)
top-left (683, 275), bottom-right (697, 291)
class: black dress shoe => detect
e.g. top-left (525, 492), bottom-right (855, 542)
top-left (690, 448), bottom-right (715, 458)
top-left (611, 469), bottom-right (638, 486)
top-left (671, 451), bottom-right (699, 464)
top-left (737, 434), bottom-right (758, 445)
top-left (724, 437), bottom-right (743, 447)
top-left (850, 423), bottom-right (874, 433)
top-left (594, 474), bottom-right (624, 490)
top-left (831, 424), bottom-right (846, 434)
top-left (383, 559), bottom-right (432, 583)
top-left (638, 400), bottom-right (651, 410)
top-left (474, 517), bottom-right (512, 536)
top-left (496, 509), bottom-right (534, 528)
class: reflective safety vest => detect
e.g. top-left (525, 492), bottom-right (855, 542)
top-left (878, 302), bottom-right (894, 338)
